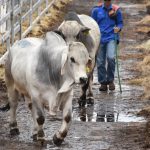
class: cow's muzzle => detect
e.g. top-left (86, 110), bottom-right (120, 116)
top-left (80, 77), bottom-right (88, 84)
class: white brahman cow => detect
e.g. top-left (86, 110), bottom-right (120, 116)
top-left (56, 11), bottom-right (100, 107)
top-left (4, 31), bottom-right (90, 146)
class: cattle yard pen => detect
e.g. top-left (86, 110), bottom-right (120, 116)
top-left (0, 0), bottom-right (57, 52)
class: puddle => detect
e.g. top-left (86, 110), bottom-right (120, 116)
top-left (73, 69), bottom-right (146, 123)
top-left (72, 107), bottom-right (146, 123)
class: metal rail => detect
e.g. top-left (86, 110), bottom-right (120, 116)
top-left (0, 0), bottom-right (56, 50)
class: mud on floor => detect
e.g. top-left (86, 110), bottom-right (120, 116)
top-left (0, 0), bottom-right (150, 149)
top-left (0, 77), bottom-right (150, 150)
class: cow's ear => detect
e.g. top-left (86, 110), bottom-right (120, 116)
top-left (61, 46), bottom-right (69, 75)
top-left (81, 27), bottom-right (91, 35)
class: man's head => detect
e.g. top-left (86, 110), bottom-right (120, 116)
top-left (104, 0), bottom-right (112, 7)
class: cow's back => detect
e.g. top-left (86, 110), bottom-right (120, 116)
top-left (7, 38), bottom-right (43, 95)
top-left (6, 32), bottom-right (67, 98)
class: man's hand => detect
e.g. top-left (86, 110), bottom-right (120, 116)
top-left (114, 27), bottom-right (120, 33)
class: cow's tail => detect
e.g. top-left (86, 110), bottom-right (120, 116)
top-left (0, 51), bottom-right (8, 66)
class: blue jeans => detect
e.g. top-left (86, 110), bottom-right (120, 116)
top-left (97, 40), bottom-right (116, 84)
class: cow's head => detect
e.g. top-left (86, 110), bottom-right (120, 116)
top-left (57, 20), bottom-right (90, 44)
top-left (61, 42), bottom-right (90, 84)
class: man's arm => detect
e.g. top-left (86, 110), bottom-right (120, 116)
top-left (91, 7), bottom-right (98, 22)
top-left (116, 9), bottom-right (123, 31)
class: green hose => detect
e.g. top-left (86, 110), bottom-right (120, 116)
top-left (115, 34), bottom-right (122, 93)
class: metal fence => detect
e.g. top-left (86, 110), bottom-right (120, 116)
top-left (0, 0), bottom-right (56, 51)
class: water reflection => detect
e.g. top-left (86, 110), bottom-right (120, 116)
top-left (73, 93), bottom-right (145, 123)
top-left (79, 107), bottom-right (86, 122)
top-left (76, 98), bottom-right (115, 122)
top-left (96, 113), bottom-right (115, 122)
top-left (78, 106), bottom-right (95, 122)
top-left (96, 96), bottom-right (115, 122)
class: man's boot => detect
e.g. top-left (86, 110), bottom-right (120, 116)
top-left (99, 84), bottom-right (107, 91)
top-left (109, 82), bottom-right (115, 91)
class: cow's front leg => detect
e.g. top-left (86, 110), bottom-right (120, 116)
top-left (24, 97), bottom-right (38, 141)
top-left (8, 89), bottom-right (19, 135)
top-left (87, 74), bottom-right (94, 105)
top-left (53, 90), bottom-right (72, 146)
top-left (78, 82), bottom-right (89, 107)
top-left (31, 99), bottom-right (45, 143)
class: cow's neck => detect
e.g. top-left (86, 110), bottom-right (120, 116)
top-left (58, 62), bottom-right (75, 93)
top-left (36, 48), bottom-right (62, 89)
top-left (79, 35), bottom-right (94, 58)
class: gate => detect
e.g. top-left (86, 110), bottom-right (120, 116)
top-left (0, 0), bottom-right (56, 51)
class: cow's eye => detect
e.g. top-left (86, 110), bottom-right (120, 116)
top-left (70, 57), bottom-right (76, 63)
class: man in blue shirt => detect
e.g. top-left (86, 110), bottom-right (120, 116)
top-left (91, 0), bottom-right (123, 91)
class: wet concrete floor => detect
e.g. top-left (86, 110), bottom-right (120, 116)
top-left (0, 1), bottom-right (150, 150)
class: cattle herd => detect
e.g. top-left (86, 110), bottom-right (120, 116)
top-left (0, 12), bottom-right (100, 146)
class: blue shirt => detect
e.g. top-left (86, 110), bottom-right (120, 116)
top-left (91, 4), bottom-right (123, 44)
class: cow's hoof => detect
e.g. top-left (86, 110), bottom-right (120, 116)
top-left (37, 130), bottom-right (45, 140)
top-left (78, 99), bottom-right (86, 107)
top-left (0, 103), bottom-right (10, 112)
top-left (37, 130), bottom-right (45, 145)
top-left (53, 134), bottom-right (63, 146)
top-left (32, 134), bottom-right (37, 141)
top-left (87, 98), bottom-right (94, 105)
top-left (37, 138), bottom-right (45, 146)
top-left (10, 128), bottom-right (19, 136)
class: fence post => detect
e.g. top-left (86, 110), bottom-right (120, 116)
top-left (0, 2), bottom-right (6, 33)
top-left (6, 0), bottom-right (11, 51)
top-left (29, 0), bottom-right (33, 26)
top-left (0, 2), bottom-right (1, 33)
top-left (19, 0), bottom-right (22, 39)
top-left (46, 0), bottom-right (48, 9)
top-left (11, 0), bottom-right (15, 45)
top-left (38, 0), bottom-right (41, 16)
